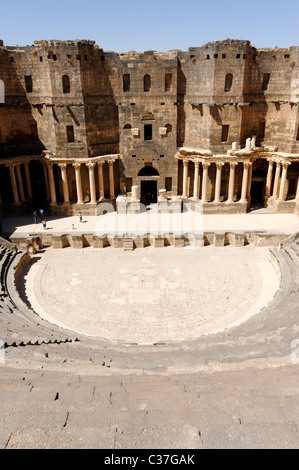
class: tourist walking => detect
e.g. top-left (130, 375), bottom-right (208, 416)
top-left (42, 219), bottom-right (46, 230)
top-left (33, 211), bottom-right (38, 224)
top-left (79, 212), bottom-right (82, 222)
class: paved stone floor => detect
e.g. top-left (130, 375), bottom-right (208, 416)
top-left (22, 246), bottom-right (279, 344)
top-left (2, 211), bottom-right (299, 238)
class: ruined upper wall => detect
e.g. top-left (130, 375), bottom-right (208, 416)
top-left (0, 38), bottom-right (299, 157)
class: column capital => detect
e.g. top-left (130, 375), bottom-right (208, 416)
top-left (243, 161), bottom-right (252, 170)
top-left (6, 162), bottom-right (16, 169)
top-left (229, 161), bottom-right (238, 169)
top-left (216, 162), bottom-right (225, 169)
top-left (194, 159), bottom-right (200, 167)
top-left (86, 162), bottom-right (96, 170)
top-left (72, 162), bottom-right (82, 170)
top-left (282, 161), bottom-right (291, 169)
top-left (97, 161), bottom-right (104, 167)
top-left (108, 159), bottom-right (115, 165)
top-left (202, 162), bottom-right (210, 170)
top-left (58, 163), bottom-right (68, 170)
top-left (182, 159), bottom-right (189, 167)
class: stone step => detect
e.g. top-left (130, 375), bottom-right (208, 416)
top-left (290, 242), bottom-right (299, 258)
top-left (284, 245), bottom-right (299, 268)
top-left (123, 237), bottom-right (134, 251)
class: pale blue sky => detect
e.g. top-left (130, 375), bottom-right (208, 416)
top-left (0, 0), bottom-right (298, 51)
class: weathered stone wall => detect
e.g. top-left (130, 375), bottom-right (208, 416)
top-left (106, 50), bottom-right (179, 195)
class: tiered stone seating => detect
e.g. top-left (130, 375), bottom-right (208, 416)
top-left (0, 240), bottom-right (78, 349)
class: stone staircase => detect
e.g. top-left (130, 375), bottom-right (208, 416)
top-left (123, 237), bottom-right (134, 251)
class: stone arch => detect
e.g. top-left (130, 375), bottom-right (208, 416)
top-left (142, 112), bottom-right (155, 121)
top-left (165, 124), bottom-right (172, 134)
top-left (144, 74), bottom-right (151, 92)
top-left (62, 75), bottom-right (70, 94)
top-left (138, 166), bottom-right (159, 177)
top-left (224, 73), bottom-right (233, 92)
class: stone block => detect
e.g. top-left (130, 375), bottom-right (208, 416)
top-left (51, 235), bottom-right (63, 249)
top-left (173, 237), bottom-right (185, 247)
top-left (213, 232), bottom-right (225, 246)
top-left (72, 235), bottom-right (83, 249)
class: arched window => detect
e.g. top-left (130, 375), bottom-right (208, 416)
top-left (144, 74), bottom-right (151, 92)
top-left (165, 124), bottom-right (172, 134)
top-left (224, 73), bottom-right (233, 92)
top-left (0, 79), bottom-right (4, 103)
top-left (123, 124), bottom-right (132, 129)
top-left (62, 75), bottom-right (70, 94)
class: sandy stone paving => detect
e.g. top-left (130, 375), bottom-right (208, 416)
top-left (23, 245), bottom-right (280, 344)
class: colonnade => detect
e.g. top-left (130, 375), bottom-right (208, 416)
top-left (181, 157), bottom-right (299, 204)
top-left (181, 159), bottom-right (251, 204)
top-left (46, 159), bottom-right (116, 205)
top-left (266, 159), bottom-right (299, 202)
top-left (4, 161), bottom-right (34, 205)
top-left (0, 158), bottom-right (117, 206)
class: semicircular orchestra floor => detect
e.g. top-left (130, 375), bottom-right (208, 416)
top-left (23, 245), bottom-right (280, 344)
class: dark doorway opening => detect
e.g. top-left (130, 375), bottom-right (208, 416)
top-left (250, 169), bottom-right (266, 208)
top-left (30, 161), bottom-right (48, 208)
top-left (250, 181), bottom-right (264, 206)
top-left (141, 180), bottom-right (157, 206)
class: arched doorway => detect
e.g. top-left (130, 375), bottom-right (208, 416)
top-left (138, 166), bottom-right (159, 205)
top-left (250, 169), bottom-right (266, 207)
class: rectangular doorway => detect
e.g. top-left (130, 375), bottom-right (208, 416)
top-left (141, 180), bottom-right (157, 206)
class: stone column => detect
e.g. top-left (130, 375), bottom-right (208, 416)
top-left (6, 163), bottom-right (20, 205)
top-left (87, 162), bottom-right (96, 204)
top-left (227, 162), bottom-right (238, 203)
top-left (193, 160), bottom-right (200, 200)
top-left (295, 176), bottom-right (299, 202)
top-left (42, 163), bottom-right (50, 201)
top-left (182, 160), bottom-right (189, 198)
top-left (277, 162), bottom-right (290, 202)
top-left (240, 161), bottom-right (252, 203)
top-left (46, 162), bottom-right (57, 205)
top-left (58, 164), bottom-right (70, 205)
top-left (214, 162), bottom-right (224, 204)
top-left (97, 162), bottom-right (105, 200)
top-left (201, 162), bottom-right (210, 203)
top-left (72, 163), bottom-right (83, 204)
top-left (24, 161), bottom-right (33, 199)
top-left (272, 161), bottom-right (282, 199)
top-left (247, 161), bottom-right (253, 199)
top-left (16, 163), bottom-right (26, 202)
top-left (265, 160), bottom-right (274, 198)
top-left (108, 160), bottom-right (115, 198)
